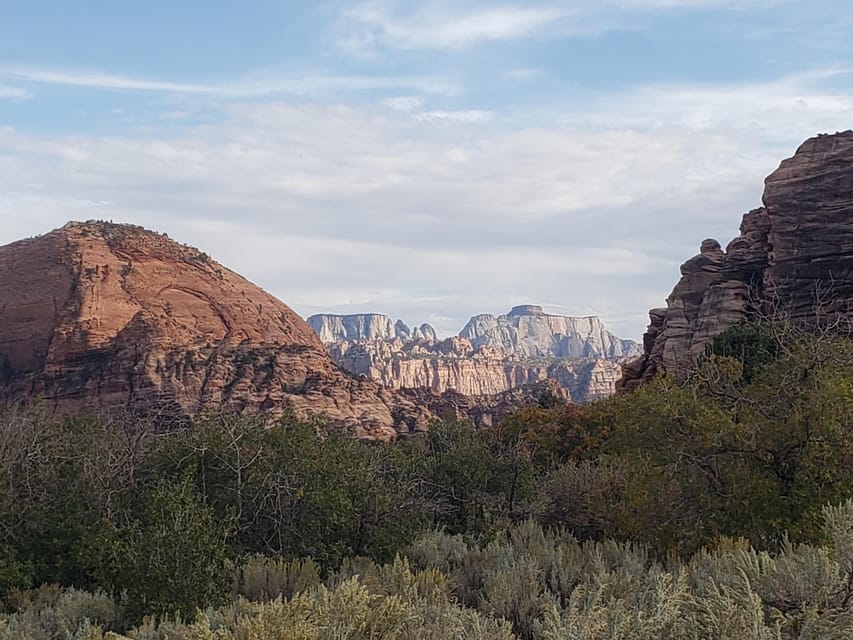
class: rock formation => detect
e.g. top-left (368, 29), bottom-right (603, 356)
top-left (621, 131), bottom-right (853, 388)
top-left (0, 221), bottom-right (441, 439)
top-left (402, 379), bottom-right (571, 429)
top-left (460, 305), bottom-right (639, 359)
top-left (310, 307), bottom-right (639, 402)
top-left (307, 314), bottom-right (436, 344)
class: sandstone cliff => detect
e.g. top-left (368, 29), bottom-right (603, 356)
top-left (621, 131), bottom-right (853, 388)
top-left (0, 221), bottom-right (440, 439)
top-left (460, 305), bottom-right (639, 359)
top-left (307, 314), bottom-right (437, 344)
top-left (401, 379), bottom-right (571, 428)
top-left (311, 307), bottom-right (637, 402)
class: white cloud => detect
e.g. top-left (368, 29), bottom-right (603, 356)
top-left (573, 68), bottom-right (853, 143)
top-left (0, 67), bottom-right (226, 94)
top-left (0, 70), bottom-right (850, 338)
top-left (340, 4), bottom-right (573, 51)
top-left (506, 68), bottom-right (548, 81)
top-left (336, 0), bottom-right (792, 52)
top-left (0, 65), bottom-right (459, 97)
top-left (617, 0), bottom-right (785, 7)
top-left (382, 96), bottom-right (424, 112)
top-left (416, 110), bottom-right (494, 124)
top-left (0, 85), bottom-right (29, 99)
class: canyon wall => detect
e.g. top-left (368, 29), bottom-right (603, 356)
top-left (310, 306), bottom-right (638, 402)
top-left (621, 131), bottom-right (853, 388)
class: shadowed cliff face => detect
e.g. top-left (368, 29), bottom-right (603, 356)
top-left (0, 221), bottom-right (436, 439)
top-left (621, 131), bottom-right (853, 388)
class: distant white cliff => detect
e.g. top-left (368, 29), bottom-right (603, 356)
top-left (307, 307), bottom-right (639, 402)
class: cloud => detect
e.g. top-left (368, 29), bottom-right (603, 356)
top-left (339, 3), bottom-right (573, 51)
top-left (416, 110), bottom-right (494, 124)
top-left (382, 96), bottom-right (424, 112)
top-left (0, 69), bottom-right (850, 338)
top-left (573, 68), bottom-right (853, 143)
top-left (618, 0), bottom-right (786, 7)
top-left (0, 85), bottom-right (29, 99)
top-left (506, 68), bottom-right (548, 81)
top-left (0, 65), bottom-right (459, 97)
top-left (336, 0), bottom-right (792, 52)
top-left (0, 67), bottom-right (226, 94)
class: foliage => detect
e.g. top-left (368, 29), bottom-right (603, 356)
top-left (7, 508), bottom-right (853, 640)
top-left (406, 515), bottom-right (853, 640)
top-left (154, 414), bottom-right (429, 566)
top-left (493, 403), bottom-right (606, 469)
top-left (534, 457), bottom-right (629, 541)
top-left (704, 321), bottom-right (784, 383)
top-left (410, 420), bottom-right (537, 536)
top-left (0, 406), bottom-right (158, 593)
top-left (88, 479), bottom-right (233, 623)
top-left (234, 556), bottom-right (321, 603)
top-left (591, 330), bottom-right (853, 552)
top-left (2, 324), bottom-right (853, 638)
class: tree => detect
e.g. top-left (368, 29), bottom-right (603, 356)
top-left (598, 326), bottom-right (853, 552)
top-left (411, 421), bottom-right (537, 536)
top-left (90, 479), bottom-right (234, 623)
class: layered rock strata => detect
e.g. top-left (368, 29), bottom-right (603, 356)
top-left (621, 131), bottom-right (853, 388)
top-left (310, 307), bottom-right (639, 402)
top-left (0, 221), bottom-right (440, 439)
top-left (461, 305), bottom-right (638, 359)
top-left (402, 379), bottom-right (571, 428)
top-left (307, 314), bottom-right (436, 344)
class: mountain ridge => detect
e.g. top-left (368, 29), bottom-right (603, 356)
top-left (0, 220), bottom-right (579, 438)
top-left (309, 307), bottom-right (639, 401)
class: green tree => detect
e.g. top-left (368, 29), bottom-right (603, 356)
top-left (90, 479), bottom-right (233, 623)
top-left (704, 321), bottom-right (783, 383)
top-left (597, 329), bottom-right (853, 552)
top-left (154, 414), bottom-right (428, 568)
top-left (412, 421), bottom-right (537, 536)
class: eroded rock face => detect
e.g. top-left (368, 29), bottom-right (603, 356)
top-left (307, 314), bottom-right (437, 343)
top-left (312, 307), bottom-right (638, 402)
top-left (460, 307), bottom-right (639, 359)
top-left (0, 221), bottom-right (437, 439)
top-left (621, 131), bottom-right (853, 388)
top-left (402, 379), bottom-right (571, 429)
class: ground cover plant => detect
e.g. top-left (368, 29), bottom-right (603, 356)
top-left (2, 324), bottom-right (852, 638)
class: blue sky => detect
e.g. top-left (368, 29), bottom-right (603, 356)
top-left (1, 1), bottom-right (852, 338)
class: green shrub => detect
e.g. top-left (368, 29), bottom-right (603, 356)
top-left (89, 480), bottom-right (233, 624)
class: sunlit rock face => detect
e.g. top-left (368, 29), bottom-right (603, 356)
top-left (307, 314), bottom-right (436, 344)
top-left (621, 131), bottom-right (853, 389)
top-left (309, 307), bottom-right (640, 402)
top-left (0, 221), bottom-right (436, 440)
top-left (460, 305), bottom-right (640, 360)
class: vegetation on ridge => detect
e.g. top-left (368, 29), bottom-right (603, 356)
top-left (1, 323), bottom-right (853, 638)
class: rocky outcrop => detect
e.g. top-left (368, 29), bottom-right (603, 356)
top-left (460, 305), bottom-right (640, 359)
top-left (332, 338), bottom-right (622, 402)
top-left (312, 306), bottom-right (637, 402)
top-left (621, 131), bottom-right (853, 388)
top-left (307, 314), bottom-right (436, 343)
top-left (0, 221), bottom-right (442, 439)
top-left (402, 379), bottom-right (571, 428)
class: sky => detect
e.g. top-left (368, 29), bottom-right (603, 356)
top-left (1, 1), bottom-right (852, 340)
